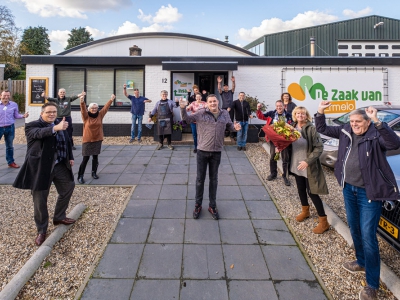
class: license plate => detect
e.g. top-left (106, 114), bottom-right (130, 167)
top-left (379, 217), bottom-right (399, 239)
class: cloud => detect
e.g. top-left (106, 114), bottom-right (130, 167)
top-left (342, 7), bottom-right (372, 18)
top-left (237, 10), bottom-right (338, 41)
top-left (111, 21), bottom-right (172, 36)
top-left (85, 26), bottom-right (106, 39)
top-left (14, 0), bottom-right (130, 18)
top-left (49, 29), bottom-right (70, 53)
top-left (137, 4), bottom-right (182, 24)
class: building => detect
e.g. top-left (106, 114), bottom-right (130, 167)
top-left (22, 31), bottom-right (400, 136)
top-left (244, 15), bottom-right (400, 57)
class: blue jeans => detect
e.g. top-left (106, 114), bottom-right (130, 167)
top-left (343, 183), bottom-right (382, 290)
top-left (195, 150), bottom-right (221, 209)
top-left (0, 124), bottom-right (15, 164)
top-left (190, 123), bottom-right (197, 149)
top-left (131, 114), bottom-right (143, 139)
top-left (236, 121), bottom-right (248, 147)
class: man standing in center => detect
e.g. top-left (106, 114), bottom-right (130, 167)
top-left (257, 100), bottom-right (293, 186)
top-left (180, 94), bottom-right (241, 220)
top-left (232, 92), bottom-right (253, 151)
top-left (123, 85), bottom-right (152, 143)
top-left (217, 75), bottom-right (235, 138)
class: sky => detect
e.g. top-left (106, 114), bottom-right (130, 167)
top-left (4, 0), bottom-right (400, 54)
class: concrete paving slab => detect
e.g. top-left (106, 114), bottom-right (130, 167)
top-left (148, 219), bottom-right (185, 243)
top-left (239, 185), bottom-right (270, 200)
top-left (219, 220), bottom-right (258, 244)
top-left (166, 164), bottom-right (189, 173)
top-left (123, 200), bottom-right (157, 218)
top-left (184, 219), bottom-right (221, 244)
top-left (180, 280), bottom-right (229, 300)
top-left (245, 201), bottom-right (281, 219)
top-left (183, 244), bottom-right (225, 279)
top-left (228, 280), bottom-right (278, 300)
top-left (81, 279), bottom-right (134, 300)
top-left (163, 173), bottom-right (188, 185)
top-left (231, 164), bottom-right (257, 175)
top-left (110, 156), bottom-right (133, 165)
top-left (131, 184), bottom-right (161, 200)
top-left (89, 173), bottom-right (120, 185)
top-left (217, 174), bottom-right (237, 185)
top-left (170, 156), bottom-right (190, 165)
top-left (154, 200), bottom-right (186, 219)
top-left (115, 173), bottom-right (142, 185)
top-left (262, 245), bottom-right (316, 281)
top-left (148, 156), bottom-right (171, 165)
top-left (143, 164), bottom-right (168, 173)
top-left (110, 218), bottom-right (152, 243)
top-left (159, 184), bottom-right (187, 200)
top-left (138, 244), bottom-right (183, 279)
top-left (138, 173), bottom-right (165, 185)
top-left (222, 245), bottom-right (270, 279)
top-left (256, 228), bottom-right (296, 245)
top-left (130, 280), bottom-right (180, 300)
top-left (215, 201), bottom-right (250, 219)
top-left (122, 164), bottom-right (146, 174)
top-left (235, 174), bottom-right (263, 185)
top-left (274, 280), bottom-right (327, 300)
top-left (93, 244), bottom-right (144, 278)
top-left (252, 219), bottom-right (290, 231)
top-left (100, 164), bottom-right (127, 173)
top-left (216, 186), bottom-right (243, 200)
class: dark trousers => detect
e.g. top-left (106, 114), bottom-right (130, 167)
top-left (293, 173), bottom-right (326, 216)
top-left (78, 155), bottom-right (99, 175)
top-left (195, 150), bottom-right (221, 209)
top-left (159, 134), bottom-right (172, 145)
top-left (223, 108), bottom-right (235, 137)
top-left (269, 143), bottom-right (290, 178)
top-left (32, 163), bottom-right (75, 234)
top-left (57, 116), bottom-right (74, 146)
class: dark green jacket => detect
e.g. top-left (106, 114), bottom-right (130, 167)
top-left (294, 121), bottom-right (328, 195)
top-left (47, 95), bottom-right (79, 118)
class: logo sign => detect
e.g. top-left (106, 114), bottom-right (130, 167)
top-left (285, 69), bottom-right (385, 115)
top-left (172, 73), bottom-right (194, 100)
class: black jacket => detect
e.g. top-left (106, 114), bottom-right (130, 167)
top-left (13, 119), bottom-right (74, 191)
top-left (232, 100), bottom-right (251, 122)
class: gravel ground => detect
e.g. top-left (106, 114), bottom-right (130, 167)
top-left (245, 142), bottom-right (399, 300)
top-left (0, 186), bottom-right (131, 300)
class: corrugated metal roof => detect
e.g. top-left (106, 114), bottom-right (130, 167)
top-left (243, 15), bottom-right (400, 56)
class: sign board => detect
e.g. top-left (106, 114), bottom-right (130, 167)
top-left (172, 73), bottom-right (194, 101)
top-left (283, 68), bottom-right (387, 117)
top-left (29, 77), bottom-right (48, 106)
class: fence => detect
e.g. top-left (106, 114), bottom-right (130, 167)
top-left (0, 79), bottom-right (26, 95)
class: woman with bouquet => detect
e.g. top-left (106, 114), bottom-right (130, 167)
top-left (290, 106), bottom-right (329, 234)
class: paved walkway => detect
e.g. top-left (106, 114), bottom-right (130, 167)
top-left (0, 144), bottom-right (327, 300)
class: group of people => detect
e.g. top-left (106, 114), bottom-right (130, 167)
top-left (1, 80), bottom-right (398, 300)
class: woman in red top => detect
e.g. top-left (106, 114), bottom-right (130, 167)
top-left (186, 93), bottom-right (207, 153)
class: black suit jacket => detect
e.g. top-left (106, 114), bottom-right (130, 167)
top-left (13, 119), bottom-right (74, 191)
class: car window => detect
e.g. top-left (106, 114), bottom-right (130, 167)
top-left (391, 122), bottom-right (400, 132)
top-left (334, 110), bottom-right (399, 125)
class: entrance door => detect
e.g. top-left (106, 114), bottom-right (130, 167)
top-left (198, 74), bottom-right (212, 95)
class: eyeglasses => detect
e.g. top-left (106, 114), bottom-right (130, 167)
top-left (90, 107), bottom-right (99, 110)
top-left (44, 111), bottom-right (57, 115)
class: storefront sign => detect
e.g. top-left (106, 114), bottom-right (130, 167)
top-left (172, 73), bottom-right (194, 101)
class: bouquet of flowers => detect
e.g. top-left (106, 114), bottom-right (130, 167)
top-left (262, 116), bottom-right (301, 160)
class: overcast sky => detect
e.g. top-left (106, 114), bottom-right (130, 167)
top-left (4, 0), bottom-right (399, 54)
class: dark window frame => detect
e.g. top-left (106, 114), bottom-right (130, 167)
top-left (351, 45), bottom-right (362, 49)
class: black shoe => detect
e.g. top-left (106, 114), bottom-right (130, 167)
top-left (267, 174), bottom-right (277, 181)
top-left (193, 149), bottom-right (197, 154)
top-left (237, 146), bottom-right (242, 151)
top-left (72, 146), bottom-right (76, 150)
top-left (193, 205), bottom-right (202, 219)
top-left (242, 146), bottom-right (246, 151)
top-left (208, 207), bottom-right (219, 220)
top-left (283, 177), bottom-right (290, 186)
top-left (92, 171), bottom-right (99, 179)
top-left (78, 175), bottom-right (85, 184)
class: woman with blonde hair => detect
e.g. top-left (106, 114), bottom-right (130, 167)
top-left (290, 106), bottom-right (329, 234)
top-left (77, 94), bottom-right (115, 184)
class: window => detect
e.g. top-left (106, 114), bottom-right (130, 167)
top-left (379, 53), bottom-right (389, 57)
top-left (393, 53), bottom-right (400, 57)
top-left (378, 45), bottom-right (389, 49)
top-left (86, 70), bottom-right (114, 106)
top-left (392, 45), bottom-right (400, 49)
top-left (115, 69), bottom-right (144, 106)
top-left (365, 45), bottom-right (375, 49)
top-left (365, 53), bottom-right (375, 57)
top-left (338, 53), bottom-right (349, 56)
top-left (351, 45), bottom-right (362, 49)
top-left (338, 45), bottom-right (348, 49)
top-left (352, 53), bottom-right (361, 57)
top-left (56, 69), bottom-right (85, 98)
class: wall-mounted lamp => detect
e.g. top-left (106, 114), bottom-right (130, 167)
top-left (374, 22), bottom-right (384, 29)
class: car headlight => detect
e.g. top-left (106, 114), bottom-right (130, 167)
top-left (324, 138), bottom-right (339, 147)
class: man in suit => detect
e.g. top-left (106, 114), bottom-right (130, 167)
top-left (13, 102), bottom-right (76, 246)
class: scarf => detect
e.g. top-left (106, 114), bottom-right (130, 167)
top-left (39, 116), bottom-right (67, 163)
top-left (88, 111), bottom-right (99, 118)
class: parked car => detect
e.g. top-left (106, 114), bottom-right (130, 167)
top-left (319, 105), bottom-right (400, 252)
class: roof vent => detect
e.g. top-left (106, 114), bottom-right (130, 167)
top-left (225, 36), bottom-right (229, 43)
top-left (129, 45), bottom-right (142, 56)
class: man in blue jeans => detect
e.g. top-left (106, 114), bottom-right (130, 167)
top-left (123, 85), bottom-right (152, 143)
top-left (0, 90), bottom-right (29, 168)
top-left (315, 101), bottom-right (400, 300)
top-left (180, 94), bottom-right (241, 220)
top-left (232, 92), bottom-right (253, 151)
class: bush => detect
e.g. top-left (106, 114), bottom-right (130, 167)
top-left (12, 93), bottom-right (25, 112)
top-left (245, 94), bottom-right (267, 113)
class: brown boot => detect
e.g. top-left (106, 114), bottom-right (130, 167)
top-left (296, 206), bottom-right (310, 222)
top-left (313, 216), bottom-right (330, 234)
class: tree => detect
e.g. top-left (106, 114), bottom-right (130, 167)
top-left (65, 27), bottom-right (93, 50)
top-left (20, 26), bottom-right (50, 55)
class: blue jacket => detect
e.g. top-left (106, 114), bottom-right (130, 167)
top-left (315, 113), bottom-right (400, 201)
